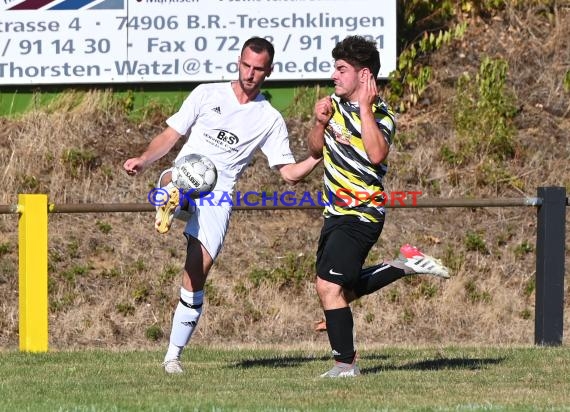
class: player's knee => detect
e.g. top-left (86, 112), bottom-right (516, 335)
top-left (316, 276), bottom-right (343, 303)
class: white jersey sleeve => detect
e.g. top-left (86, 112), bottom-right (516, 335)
top-left (258, 110), bottom-right (295, 168)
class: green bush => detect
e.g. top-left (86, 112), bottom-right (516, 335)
top-left (145, 325), bottom-right (164, 341)
top-left (96, 220), bottom-right (112, 234)
top-left (62, 148), bottom-right (100, 178)
top-left (247, 253), bottom-right (315, 291)
top-left (388, 1), bottom-right (468, 111)
top-left (453, 57), bottom-right (518, 162)
top-left (464, 231), bottom-right (488, 253)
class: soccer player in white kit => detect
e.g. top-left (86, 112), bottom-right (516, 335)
top-left (123, 37), bottom-right (322, 373)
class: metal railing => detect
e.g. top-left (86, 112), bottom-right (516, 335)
top-left (0, 196), bottom-right (547, 215)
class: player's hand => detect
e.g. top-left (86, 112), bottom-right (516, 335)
top-left (314, 96), bottom-right (333, 126)
top-left (358, 72), bottom-right (378, 108)
top-left (123, 157), bottom-right (146, 176)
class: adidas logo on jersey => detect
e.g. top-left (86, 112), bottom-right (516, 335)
top-left (212, 106), bottom-right (221, 114)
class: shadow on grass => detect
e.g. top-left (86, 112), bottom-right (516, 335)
top-left (233, 353), bottom-right (390, 369)
top-left (361, 356), bottom-right (506, 375)
top-left (233, 354), bottom-right (505, 375)
top-left (234, 355), bottom-right (329, 369)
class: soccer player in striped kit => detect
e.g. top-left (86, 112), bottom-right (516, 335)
top-left (308, 35), bottom-right (450, 378)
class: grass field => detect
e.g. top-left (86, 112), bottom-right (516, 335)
top-left (1, 346), bottom-right (570, 411)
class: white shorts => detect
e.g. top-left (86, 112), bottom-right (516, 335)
top-left (182, 194), bottom-right (232, 261)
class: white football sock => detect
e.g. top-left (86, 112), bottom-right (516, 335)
top-left (164, 287), bottom-right (204, 361)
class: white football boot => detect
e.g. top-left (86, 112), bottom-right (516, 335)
top-left (398, 244), bottom-right (450, 279)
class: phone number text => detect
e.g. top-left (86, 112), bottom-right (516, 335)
top-left (1, 34), bottom-right (383, 58)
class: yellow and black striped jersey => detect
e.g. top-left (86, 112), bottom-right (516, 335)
top-left (321, 94), bottom-right (396, 223)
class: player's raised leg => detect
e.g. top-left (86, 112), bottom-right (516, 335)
top-left (154, 168), bottom-right (180, 234)
top-left (396, 244), bottom-right (450, 278)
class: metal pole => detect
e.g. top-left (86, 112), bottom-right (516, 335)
top-left (0, 197), bottom-right (546, 215)
top-left (535, 186), bottom-right (566, 346)
top-left (41, 197), bottom-right (542, 214)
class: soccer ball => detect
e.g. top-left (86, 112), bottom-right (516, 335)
top-left (172, 154), bottom-right (217, 196)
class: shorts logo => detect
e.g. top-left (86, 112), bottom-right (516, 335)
top-left (328, 269), bottom-right (344, 276)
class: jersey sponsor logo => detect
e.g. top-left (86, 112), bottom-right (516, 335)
top-left (213, 129), bottom-right (239, 145)
top-left (329, 122), bottom-right (351, 145)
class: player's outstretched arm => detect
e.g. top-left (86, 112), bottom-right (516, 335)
top-left (278, 155), bottom-right (322, 185)
top-left (123, 127), bottom-right (182, 176)
top-left (308, 122), bottom-right (326, 158)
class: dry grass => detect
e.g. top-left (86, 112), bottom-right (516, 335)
top-left (0, 5), bottom-right (569, 350)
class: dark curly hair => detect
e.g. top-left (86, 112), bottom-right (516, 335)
top-left (332, 35), bottom-right (380, 78)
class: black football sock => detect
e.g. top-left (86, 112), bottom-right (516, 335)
top-left (353, 263), bottom-right (407, 298)
top-left (324, 307), bottom-right (355, 364)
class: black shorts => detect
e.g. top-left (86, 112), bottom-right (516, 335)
top-left (316, 214), bottom-right (384, 288)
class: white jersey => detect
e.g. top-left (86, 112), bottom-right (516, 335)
top-left (167, 82), bottom-right (295, 194)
